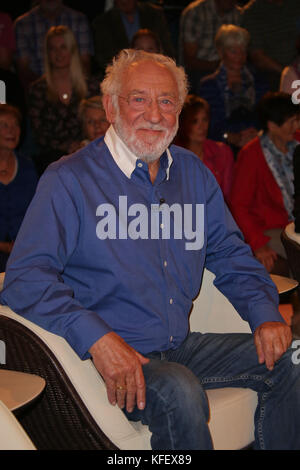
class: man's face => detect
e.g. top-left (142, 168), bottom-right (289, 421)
top-left (106, 60), bottom-right (180, 162)
top-left (114, 0), bottom-right (137, 14)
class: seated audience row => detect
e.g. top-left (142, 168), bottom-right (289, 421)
top-left (180, 0), bottom-right (300, 93)
top-left (229, 92), bottom-right (300, 275)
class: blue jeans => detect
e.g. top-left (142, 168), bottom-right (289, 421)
top-left (124, 332), bottom-right (300, 450)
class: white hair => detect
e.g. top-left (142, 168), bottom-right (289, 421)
top-left (100, 48), bottom-right (189, 110)
top-left (215, 24), bottom-right (250, 55)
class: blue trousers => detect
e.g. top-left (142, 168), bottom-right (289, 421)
top-left (124, 332), bottom-right (300, 450)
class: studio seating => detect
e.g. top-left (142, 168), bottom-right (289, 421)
top-left (0, 269), bottom-right (257, 450)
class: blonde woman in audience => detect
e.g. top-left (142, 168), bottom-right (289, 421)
top-left (28, 25), bottom-right (99, 175)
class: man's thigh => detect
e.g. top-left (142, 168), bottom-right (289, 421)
top-left (165, 332), bottom-right (272, 392)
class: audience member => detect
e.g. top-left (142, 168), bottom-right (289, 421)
top-left (131, 28), bottom-right (162, 53)
top-left (2, 49), bottom-right (300, 450)
top-left (92, 0), bottom-right (174, 75)
top-left (0, 11), bottom-right (16, 70)
top-left (174, 94), bottom-right (234, 201)
top-left (14, 0), bottom-right (94, 90)
top-left (294, 144), bottom-right (300, 234)
top-left (280, 21), bottom-right (300, 95)
top-left (198, 24), bottom-right (268, 154)
top-left (179, 0), bottom-right (243, 92)
top-left (28, 25), bottom-right (99, 175)
top-left (69, 96), bottom-right (109, 151)
top-left (0, 104), bottom-right (38, 271)
top-left (229, 92), bottom-right (300, 275)
top-left (242, 0), bottom-right (300, 91)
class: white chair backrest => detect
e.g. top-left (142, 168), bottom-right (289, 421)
top-left (190, 269), bottom-right (251, 334)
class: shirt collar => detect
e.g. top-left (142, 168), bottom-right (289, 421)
top-left (104, 124), bottom-right (173, 180)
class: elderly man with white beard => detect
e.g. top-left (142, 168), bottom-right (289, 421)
top-left (2, 49), bottom-right (300, 450)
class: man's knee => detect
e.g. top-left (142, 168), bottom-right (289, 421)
top-left (144, 360), bottom-right (209, 420)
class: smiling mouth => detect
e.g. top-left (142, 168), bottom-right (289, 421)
top-left (138, 128), bottom-right (165, 134)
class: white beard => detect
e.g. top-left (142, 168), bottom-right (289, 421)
top-left (114, 111), bottom-right (178, 163)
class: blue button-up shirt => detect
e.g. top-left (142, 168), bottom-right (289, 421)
top-left (0, 127), bottom-right (283, 359)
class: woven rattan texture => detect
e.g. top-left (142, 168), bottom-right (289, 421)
top-left (0, 315), bottom-right (118, 450)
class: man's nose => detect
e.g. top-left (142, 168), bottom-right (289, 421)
top-left (143, 99), bottom-right (162, 123)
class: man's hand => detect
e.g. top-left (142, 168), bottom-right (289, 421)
top-left (254, 321), bottom-right (292, 370)
top-left (254, 245), bottom-right (277, 272)
top-left (89, 332), bottom-right (149, 413)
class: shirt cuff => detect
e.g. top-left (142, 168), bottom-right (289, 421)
top-left (247, 302), bottom-right (286, 333)
top-left (65, 311), bottom-right (113, 360)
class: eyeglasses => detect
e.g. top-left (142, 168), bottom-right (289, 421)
top-left (118, 94), bottom-right (179, 113)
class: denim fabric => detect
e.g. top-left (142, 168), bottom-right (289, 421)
top-left (124, 332), bottom-right (300, 450)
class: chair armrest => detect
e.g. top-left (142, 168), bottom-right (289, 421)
top-left (0, 305), bottom-right (150, 449)
top-left (0, 400), bottom-right (36, 450)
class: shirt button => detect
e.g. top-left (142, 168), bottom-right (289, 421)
top-left (169, 298), bottom-right (173, 304)
top-left (160, 223), bottom-right (164, 229)
top-left (164, 260), bottom-right (168, 267)
top-left (170, 336), bottom-right (173, 342)
top-left (137, 162), bottom-right (143, 168)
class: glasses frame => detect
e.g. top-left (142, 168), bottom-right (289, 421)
top-left (118, 94), bottom-right (180, 113)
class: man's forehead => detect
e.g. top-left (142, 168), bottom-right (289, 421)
top-left (122, 60), bottom-right (178, 94)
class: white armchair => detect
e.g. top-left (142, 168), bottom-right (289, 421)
top-left (0, 269), bottom-right (257, 450)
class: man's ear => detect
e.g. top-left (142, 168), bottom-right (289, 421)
top-left (102, 94), bottom-right (117, 124)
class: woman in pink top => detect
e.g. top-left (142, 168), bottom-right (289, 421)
top-left (174, 94), bottom-right (235, 202)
